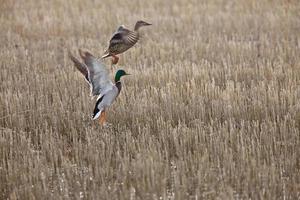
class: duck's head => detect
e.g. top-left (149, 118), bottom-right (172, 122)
top-left (134, 20), bottom-right (152, 31)
top-left (115, 69), bottom-right (130, 82)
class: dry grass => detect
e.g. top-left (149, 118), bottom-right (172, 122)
top-left (1, 0), bottom-right (300, 199)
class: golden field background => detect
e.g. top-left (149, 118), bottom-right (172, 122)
top-left (0, 0), bottom-right (300, 199)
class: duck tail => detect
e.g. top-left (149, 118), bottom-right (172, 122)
top-left (92, 96), bottom-right (104, 120)
top-left (92, 110), bottom-right (102, 120)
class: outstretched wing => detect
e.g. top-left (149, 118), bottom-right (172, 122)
top-left (109, 26), bottom-right (139, 51)
top-left (79, 49), bottom-right (114, 97)
top-left (69, 49), bottom-right (114, 97)
top-left (68, 51), bottom-right (89, 81)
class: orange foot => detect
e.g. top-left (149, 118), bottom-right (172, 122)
top-left (99, 111), bottom-right (106, 126)
top-left (111, 55), bottom-right (119, 65)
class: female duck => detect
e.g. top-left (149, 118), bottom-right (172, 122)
top-left (102, 20), bottom-right (152, 64)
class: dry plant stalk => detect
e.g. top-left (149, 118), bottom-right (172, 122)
top-left (0, 0), bottom-right (300, 199)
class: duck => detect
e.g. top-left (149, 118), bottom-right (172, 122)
top-left (102, 20), bottom-right (152, 64)
top-left (69, 49), bottom-right (130, 125)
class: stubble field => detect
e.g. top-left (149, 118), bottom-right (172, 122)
top-left (0, 0), bottom-right (300, 199)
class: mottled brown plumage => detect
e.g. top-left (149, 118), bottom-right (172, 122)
top-left (102, 20), bottom-right (151, 64)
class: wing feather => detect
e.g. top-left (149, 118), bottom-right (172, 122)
top-left (68, 51), bottom-right (89, 81)
top-left (77, 49), bottom-right (114, 96)
top-left (108, 26), bottom-right (139, 54)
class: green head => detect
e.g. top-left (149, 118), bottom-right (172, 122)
top-left (115, 69), bottom-right (130, 82)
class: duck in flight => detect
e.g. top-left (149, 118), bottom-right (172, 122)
top-left (102, 20), bottom-right (152, 64)
top-left (69, 49), bottom-right (130, 126)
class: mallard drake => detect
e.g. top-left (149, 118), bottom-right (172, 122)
top-left (102, 20), bottom-right (152, 64)
top-left (69, 49), bottom-right (130, 125)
